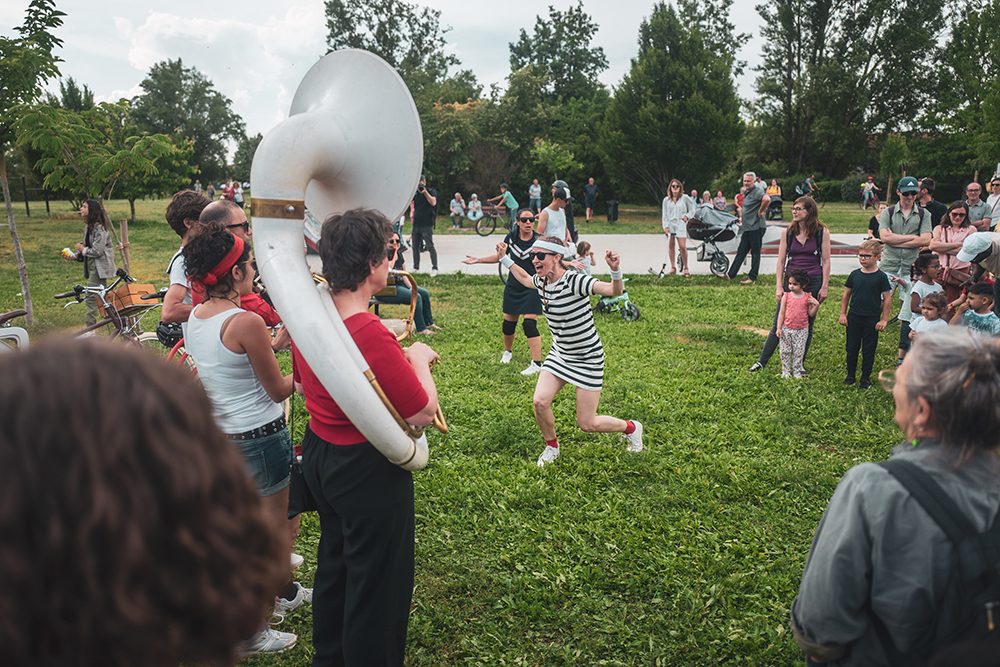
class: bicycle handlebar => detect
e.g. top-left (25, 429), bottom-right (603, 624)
top-left (54, 286), bottom-right (84, 300)
top-left (141, 289), bottom-right (168, 301)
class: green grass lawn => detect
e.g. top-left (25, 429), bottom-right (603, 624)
top-left (2, 201), bottom-right (901, 665)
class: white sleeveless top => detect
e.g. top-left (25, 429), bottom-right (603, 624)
top-left (543, 205), bottom-right (567, 241)
top-left (184, 306), bottom-right (283, 434)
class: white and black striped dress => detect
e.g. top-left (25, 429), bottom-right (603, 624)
top-left (532, 272), bottom-right (604, 390)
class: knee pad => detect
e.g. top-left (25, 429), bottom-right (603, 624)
top-left (522, 318), bottom-right (540, 339)
top-left (502, 319), bottom-right (517, 336)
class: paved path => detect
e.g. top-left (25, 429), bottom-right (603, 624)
top-left (404, 230), bottom-right (869, 278)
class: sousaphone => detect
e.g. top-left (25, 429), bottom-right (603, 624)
top-left (250, 50), bottom-right (432, 470)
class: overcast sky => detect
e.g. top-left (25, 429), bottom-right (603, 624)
top-left (3, 0), bottom-right (763, 137)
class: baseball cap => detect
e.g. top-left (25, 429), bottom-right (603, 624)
top-left (551, 179), bottom-right (568, 189)
top-left (956, 232), bottom-right (994, 263)
top-left (897, 176), bottom-right (919, 194)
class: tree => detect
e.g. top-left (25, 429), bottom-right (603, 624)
top-left (0, 0), bottom-right (64, 326)
top-left (324, 0), bottom-right (458, 86)
top-left (753, 0), bottom-right (947, 176)
top-left (131, 59), bottom-right (244, 183)
top-left (43, 76), bottom-right (94, 111)
top-left (17, 100), bottom-right (194, 222)
top-left (509, 1), bottom-right (608, 102)
top-left (598, 2), bottom-right (743, 202)
top-left (531, 138), bottom-right (583, 182)
top-left (231, 133), bottom-right (262, 182)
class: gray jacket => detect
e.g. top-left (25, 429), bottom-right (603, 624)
top-left (792, 440), bottom-right (1000, 665)
top-left (82, 224), bottom-right (117, 279)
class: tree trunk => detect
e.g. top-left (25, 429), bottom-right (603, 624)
top-left (1, 153), bottom-right (34, 326)
top-left (886, 175), bottom-right (894, 206)
top-left (129, 198), bottom-right (136, 224)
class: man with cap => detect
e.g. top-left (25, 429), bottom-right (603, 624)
top-left (538, 187), bottom-right (571, 244)
top-left (551, 180), bottom-right (578, 243)
top-left (878, 176), bottom-right (931, 285)
top-left (955, 231), bottom-right (1000, 316)
top-left (964, 181), bottom-right (992, 231)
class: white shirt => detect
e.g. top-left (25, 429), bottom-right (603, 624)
top-left (661, 195), bottom-right (695, 229)
top-left (541, 205), bottom-right (567, 241)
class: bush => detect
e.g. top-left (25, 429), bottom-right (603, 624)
top-left (840, 177), bottom-right (863, 203)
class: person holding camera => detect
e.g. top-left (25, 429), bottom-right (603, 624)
top-left (411, 175), bottom-right (439, 277)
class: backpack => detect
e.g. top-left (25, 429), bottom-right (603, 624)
top-left (873, 459), bottom-right (1000, 665)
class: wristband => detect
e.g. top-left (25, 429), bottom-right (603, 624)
top-left (610, 269), bottom-right (623, 280)
top-left (500, 256), bottom-right (514, 269)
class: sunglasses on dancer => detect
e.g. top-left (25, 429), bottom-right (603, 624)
top-left (518, 216), bottom-right (536, 222)
top-left (530, 252), bottom-right (558, 261)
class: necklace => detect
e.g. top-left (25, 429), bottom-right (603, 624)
top-left (209, 293), bottom-right (241, 309)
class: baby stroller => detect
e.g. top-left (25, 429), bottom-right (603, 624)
top-left (683, 204), bottom-right (739, 277)
top-left (765, 196), bottom-right (783, 220)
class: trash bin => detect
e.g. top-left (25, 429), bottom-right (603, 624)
top-left (606, 200), bottom-right (619, 223)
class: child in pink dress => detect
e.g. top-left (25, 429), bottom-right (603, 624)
top-left (777, 269), bottom-right (821, 378)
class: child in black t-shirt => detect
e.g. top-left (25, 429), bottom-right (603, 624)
top-left (838, 239), bottom-right (892, 388)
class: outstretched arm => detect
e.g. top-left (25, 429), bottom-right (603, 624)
top-left (497, 242), bottom-right (535, 289)
top-left (591, 250), bottom-right (624, 297)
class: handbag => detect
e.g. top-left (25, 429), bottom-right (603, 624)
top-left (286, 393), bottom-right (318, 518)
top-left (940, 227), bottom-right (972, 287)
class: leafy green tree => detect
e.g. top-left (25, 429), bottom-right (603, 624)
top-left (753, 0), bottom-right (946, 176)
top-left (17, 100), bottom-right (194, 222)
top-left (509, 1), bottom-right (608, 103)
top-left (43, 76), bottom-right (94, 111)
top-left (231, 132), bottom-right (262, 182)
top-left (598, 2), bottom-right (742, 202)
top-left (131, 59), bottom-right (244, 183)
top-left (531, 138), bottom-right (582, 182)
top-left (0, 0), bottom-right (64, 325)
top-left (879, 133), bottom-right (910, 203)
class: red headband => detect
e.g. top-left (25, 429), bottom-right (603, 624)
top-left (200, 235), bottom-right (245, 287)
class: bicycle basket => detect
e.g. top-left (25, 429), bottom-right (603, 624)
top-left (98, 282), bottom-right (156, 317)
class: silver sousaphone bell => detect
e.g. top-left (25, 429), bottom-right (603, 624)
top-left (250, 49), bottom-right (432, 470)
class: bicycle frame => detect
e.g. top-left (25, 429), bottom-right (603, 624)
top-left (57, 273), bottom-right (160, 341)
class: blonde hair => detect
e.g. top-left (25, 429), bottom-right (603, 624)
top-left (859, 239), bottom-right (884, 255)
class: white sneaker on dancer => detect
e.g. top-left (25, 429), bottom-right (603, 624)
top-left (624, 421), bottom-right (644, 453)
top-left (500, 350), bottom-right (513, 364)
top-left (536, 445), bottom-right (560, 467)
top-left (520, 362), bottom-right (541, 376)
top-left (290, 552), bottom-right (304, 570)
top-left (238, 628), bottom-right (297, 656)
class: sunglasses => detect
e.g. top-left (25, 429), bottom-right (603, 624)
top-left (227, 221), bottom-right (250, 233)
top-left (518, 216), bottom-right (536, 222)
top-left (791, 206), bottom-right (806, 211)
top-left (950, 211), bottom-right (967, 218)
top-left (900, 191), bottom-right (917, 197)
top-left (388, 239), bottom-right (400, 244)
top-left (530, 252), bottom-right (558, 261)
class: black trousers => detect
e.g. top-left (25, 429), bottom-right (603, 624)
top-left (411, 226), bottom-right (437, 270)
top-left (302, 428), bottom-right (414, 667)
top-left (727, 227), bottom-right (765, 281)
top-left (845, 314), bottom-right (879, 381)
top-left (757, 279), bottom-right (822, 367)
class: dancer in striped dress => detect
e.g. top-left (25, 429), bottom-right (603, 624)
top-left (498, 236), bottom-right (644, 466)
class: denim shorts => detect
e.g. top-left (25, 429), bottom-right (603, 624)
top-left (234, 427), bottom-right (293, 496)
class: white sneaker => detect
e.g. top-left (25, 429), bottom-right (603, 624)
top-left (500, 350), bottom-right (513, 364)
top-left (239, 628), bottom-right (297, 656)
top-left (275, 582), bottom-right (313, 613)
top-left (624, 421), bottom-right (644, 453)
top-left (520, 362), bottom-right (541, 376)
top-left (430, 269), bottom-right (438, 277)
top-left (290, 552), bottom-right (304, 570)
top-left (536, 445), bottom-right (560, 467)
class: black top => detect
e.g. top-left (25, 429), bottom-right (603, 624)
top-left (412, 187), bottom-right (438, 228)
top-left (868, 216), bottom-right (880, 239)
top-left (504, 229), bottom-right (537, 284)
top-left (845, 269), bottom-right (891, 317)
top-left (921, 199), bottom-right (948, 229)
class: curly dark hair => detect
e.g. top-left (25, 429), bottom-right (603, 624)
top-left (319, 208), bottom-right (392, 292)
top-left (787, 268), bottom-right (811, 289)
top-left (183, 227), bottom-right (251, 298)
top-left (0, 338), bottom-right (285, 667)
top-left (165, 189), bottom-right (211, 238)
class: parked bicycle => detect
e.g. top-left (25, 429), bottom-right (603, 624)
top-left (475, 205), bottom-right (512, 237)
top-left (0, 309), bottom-right (29, 351)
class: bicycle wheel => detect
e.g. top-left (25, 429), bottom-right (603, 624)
top-left (136, 332), bottom-right (196, 372)
top-left (475, 216), bottom-right (496, 236)
top-left (497, 260), bottom-right (509, 284)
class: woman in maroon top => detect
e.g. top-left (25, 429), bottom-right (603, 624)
top-left (292, 208), bottom-right (439, 667)
top-left (750, 196), bottom-right (831, 372)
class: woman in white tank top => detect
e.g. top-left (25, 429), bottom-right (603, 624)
top-left (183, 226), bottom-right (303, 652)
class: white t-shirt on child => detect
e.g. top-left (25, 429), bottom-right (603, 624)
top-left (900, 280), bottom-right (943, 322)
top-left (909, 316), bottom-right (949, 334)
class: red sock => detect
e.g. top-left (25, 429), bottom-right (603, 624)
top-left (624, 420), bottom-right (636, 435)
top-left (545, 438), bottom-right (559, 449)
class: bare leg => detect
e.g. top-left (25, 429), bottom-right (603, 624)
top-left (533, 370), bottom-right (567, 441)
top-left (525, 314), bottom-right (542, 363)
top-left (678, 237), bottom-right (689, 274)
top-left (575, 387), bottom-right (627, 433)
top-left (668, 234), bottom-right (677, 273)
top-left (502, 312), bottom-right (517, 352)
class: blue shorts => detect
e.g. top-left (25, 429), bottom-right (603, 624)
top-left (234, 427), bottom-right (293, 496)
